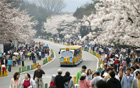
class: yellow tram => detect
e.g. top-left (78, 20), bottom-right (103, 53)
top-left (59, 46), bottom-right (83, 66)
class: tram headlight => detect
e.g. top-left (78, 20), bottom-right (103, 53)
top-left (61, 57), bottom-right (64, 62)
top-left (70, 57), bottom-right (72, 63)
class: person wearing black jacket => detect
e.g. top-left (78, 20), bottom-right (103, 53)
top-left (63, 71), bottom-right (75, 88)
top-left (2, 57), bottom-right (8, 69)
top-left (101, 64), bottom-right (107, 77)
top-left (126, 56), bottom-right (131, 66)
top-left (55, 69), bottom-right (64, 88)
top-left (114, 62), bottom-right (120, 74)
top-left (33, 65), bottom-right (45, 88)
top-left (107, 71), bottom-right (121, 88)
top-left (135, 57), bottom-right (140, 63)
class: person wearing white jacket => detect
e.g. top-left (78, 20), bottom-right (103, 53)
top-left (22, 73), bottom-right (35, 88)
top-left (9, 72), bottom-right (22, 88)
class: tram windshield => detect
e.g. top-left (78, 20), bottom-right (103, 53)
top-left (61, 50), bottom-right (74, 57)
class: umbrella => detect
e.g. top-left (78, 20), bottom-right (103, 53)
top-left (1, 65), bottom-right (5, 68)
top-left (13, 52), bottom-right (19, 55)
top-left (27, 53), bottom-right (31, 56)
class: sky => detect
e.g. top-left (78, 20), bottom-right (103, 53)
top-left (63, 0), bottom-right (92, 12)
top-left (27, 0), bottom-right (92, 12)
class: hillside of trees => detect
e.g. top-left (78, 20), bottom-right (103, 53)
top-left (5, 0), bottom-right (66, 35)
top-left (73, 1), bottom-right (99, 19)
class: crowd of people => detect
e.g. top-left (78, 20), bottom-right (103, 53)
top-left (48, 64), bottom-right (140, 88)
top-left (0, 41), bottom-right (50, 74)
top-left (9, 63), bottom-right (140, 88)
top-left (76, 43), bottom-right (140, 88)
top-left (44, 36), bottom-right (140, 88)
top-left (4, 37), bottom-right (140, 88)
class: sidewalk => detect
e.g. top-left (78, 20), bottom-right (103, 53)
top-left (5, 47), bottom-right (54, 77)
top-left (7, 58), bottom-right (46, 76)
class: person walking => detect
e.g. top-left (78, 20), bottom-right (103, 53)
top-left (101, 64), bottom-right (107, 77)
top-left (36, 49), bottom-right (39, 60)
top-left (21, 54), bottom-right (25, 66)
top-left (7, 58), bottom-right (13, 72)
top-left (46, 47), bottom-right (50, 56)
top-left (121, 68), bottom-right (134, 88)
top-left (135, 57), bottom-right (140, 63)
top-left (55, 69), bottom-right (64, 88)
top-left (2, 56), bottom-right (8, 69)
top-left (12, 55), bottom-right (17, 67)
top-left (107, 71), bottom-right (121, 88)
top-left (114, 62), bottom-right (120, 74)
top-left (104, 68), bottom-right (112, 81)
top-left (76, 65), bottom-right (87, 84)
top-left (122, 59), bottom-right (127, 73)
top-left (131, 71), bottom-right (140, 88)
top-left (63, 71), bottom-right (75, 88)
top-left (79, 73), bottom-right (92, 88)
top-left (118, 70), bottom-right (124, 82)
top-left (126, 55), bottom-right (131, 67)
top-left (17, 54), bottom-right (21, 65)
top-left (22, 73), bottom-right (35, 88)
top-left (33, 65), bottom-right (45, 88)
top-left (86, 69), bottom-right (93, 81)
top-left (9, 72), bottom-right (21, 88)
top-left (91, 71), bottom-right (103, 88)
top-left (31, 52), bottom-right (35, 60)
top-left (39, 51), bottom-right (41, 60)
top-left (130, 67), bottom-right (135, 77)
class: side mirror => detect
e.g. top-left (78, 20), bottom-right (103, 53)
top-left (58, 51), bottom-right (60, 54)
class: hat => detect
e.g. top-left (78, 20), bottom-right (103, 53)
top-left (57, 69), bottom-right (62, 73)
top-left (103, 72), bottom-right (108, 77)
top-left (93, 71), bottom-right (99, 75)
top-left (81, 73), bottom-right (86, 77)
top-left (115, 54), bottom-right (119, 57)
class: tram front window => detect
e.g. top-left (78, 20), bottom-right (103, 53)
top-left (61, 51), bottom-right (73, 57)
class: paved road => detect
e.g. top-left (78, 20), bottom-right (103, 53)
top-left (0, 39), bottom-right (98, 88)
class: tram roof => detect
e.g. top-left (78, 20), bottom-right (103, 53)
top-left (61, 45), bottom-right (82, 50)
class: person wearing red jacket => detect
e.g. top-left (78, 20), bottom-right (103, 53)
top-left (114, 57), bottom-right (120, 65)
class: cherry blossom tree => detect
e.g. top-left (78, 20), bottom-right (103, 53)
top-left (43, 14), bottom-right (77, 35)
top-left (0, 1), bottom-right (37, 44)
top-left (81, 0), bottom-right (140, 47)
